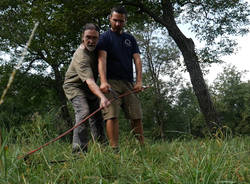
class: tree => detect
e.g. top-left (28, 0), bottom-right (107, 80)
top-left (0, 0), bottom-right (113, 128)
top-left (211, 65), bottom-right (250, 135)
top-left (119, 0), bottom-right (250, 133)
top-left (174, 83), bottom-right (205, 137)
top-left (0, 63), bottom-right (57, 129)
top-left (0, 1), bottom-right (73, 127)
top-left (134, 24), bottom-right (181, 139)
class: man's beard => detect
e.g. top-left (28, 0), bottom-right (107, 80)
top-left (86, 45), bottom-right (96, 52)
top-left (112, 26), bottom-right (122, 33)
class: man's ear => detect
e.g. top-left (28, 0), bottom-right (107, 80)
top-left (81, 32), bottom-right (85, 42)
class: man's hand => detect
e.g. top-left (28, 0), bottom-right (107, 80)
top-left (100, 82), bottom-right (111, 93)
top-left (133, 81), bottom-right (143, 91)
top-left (100, 96), bottom-right (110, 109)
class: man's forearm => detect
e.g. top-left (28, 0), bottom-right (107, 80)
top-left (136, 64), bottom-right (142, 83)
top-left (98, 59), bottom-right (107, 84)
top-left (86, 78), bottom-right (110, 108)
top-left (134, 56), bottom-right (142, 83)
top-left (86, 78), bottom-right (106, 99)
top-left (98, 51), bottom-right (108, 84)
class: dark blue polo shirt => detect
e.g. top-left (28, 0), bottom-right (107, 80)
top-left (97, 30), bottom-right (140, 82)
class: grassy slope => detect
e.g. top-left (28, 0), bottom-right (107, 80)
top-left (0, 129), bottom-right (249, 184)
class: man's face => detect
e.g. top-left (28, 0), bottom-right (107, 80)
top-left (110, 12), bottom-right (126, 33)
top-left (82, 29), bottom-right (99, 51)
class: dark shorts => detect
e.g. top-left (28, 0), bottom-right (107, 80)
top-left (102, 79), bottom-right (142, 120)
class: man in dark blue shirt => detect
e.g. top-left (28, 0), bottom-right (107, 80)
top-left (97, 6), bottom-right (144, 151)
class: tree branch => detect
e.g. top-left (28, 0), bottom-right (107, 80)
top-left (23, 58), bottom-right (38, 74)
top-left (122, 1), bottom-right (166, 25)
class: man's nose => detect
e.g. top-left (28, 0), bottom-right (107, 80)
top-left (89, 39), bottom-right (95, 44)
top-left (115, 21), bottom-right (121, 26)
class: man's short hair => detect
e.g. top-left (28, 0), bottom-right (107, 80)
top-left (82, 23), bottom-right (100, 35)
top-left (111, 6), bottom-right (127, 17)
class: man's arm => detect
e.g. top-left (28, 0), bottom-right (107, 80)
top-left (98, 50), bottom-right (111, 93)
top-left (74, 53), bottom-right (110, 108)
top-left (86, 78), bottom-right (110, 108)
top-left (133, 53), bottom-right (143, 91)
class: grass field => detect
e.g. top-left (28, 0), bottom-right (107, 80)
top-left (0, 127), bottom-right (249, 184)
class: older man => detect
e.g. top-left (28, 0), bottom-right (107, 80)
top-left (63, 23), bottom-right (110, 153)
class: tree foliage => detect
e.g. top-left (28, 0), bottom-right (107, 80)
top-left (179, 0), bottom-right (250, 60)
top-left (0, 0), bottom-right (250, 137)
top-left (211, 65), bottom-right (250, 134)
top-left (0, 64), bottom-right (58, 130)
top-left (134, 24), bottom-right (182, 139)
top-left (0, 0), bottom-right (116, 128)
top-left (122, 0), bottom-right (250, 62)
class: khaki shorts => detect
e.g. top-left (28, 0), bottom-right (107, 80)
top-left (102, 79), bottom-right (142, 120)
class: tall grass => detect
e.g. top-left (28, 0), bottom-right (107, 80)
top-left (0, 124), bottom-right (249, 183)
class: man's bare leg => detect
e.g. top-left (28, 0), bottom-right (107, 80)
top-left (106, 118), bottom-right (119, 148)
top-left (131, 119), bottom-right (144, 145)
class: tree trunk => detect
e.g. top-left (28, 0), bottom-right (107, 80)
top-left (165, 20), bottom-right (221, 131)
top-left (157, 112), bottom-right (165, 140)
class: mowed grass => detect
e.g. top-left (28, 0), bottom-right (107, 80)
top-left (0, 128), bottom-right (249, 184)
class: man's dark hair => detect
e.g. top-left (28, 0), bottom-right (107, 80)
top-left (82, 23), bottom-right (100, 35)
top-left (111, 6), bottom-right (127, 17)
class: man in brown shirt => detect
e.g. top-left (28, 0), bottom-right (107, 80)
top-left (63, 23), bottom-right (110, 153)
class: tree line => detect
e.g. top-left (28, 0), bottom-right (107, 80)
top-left (0, 0), bottom-right (250, 138)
